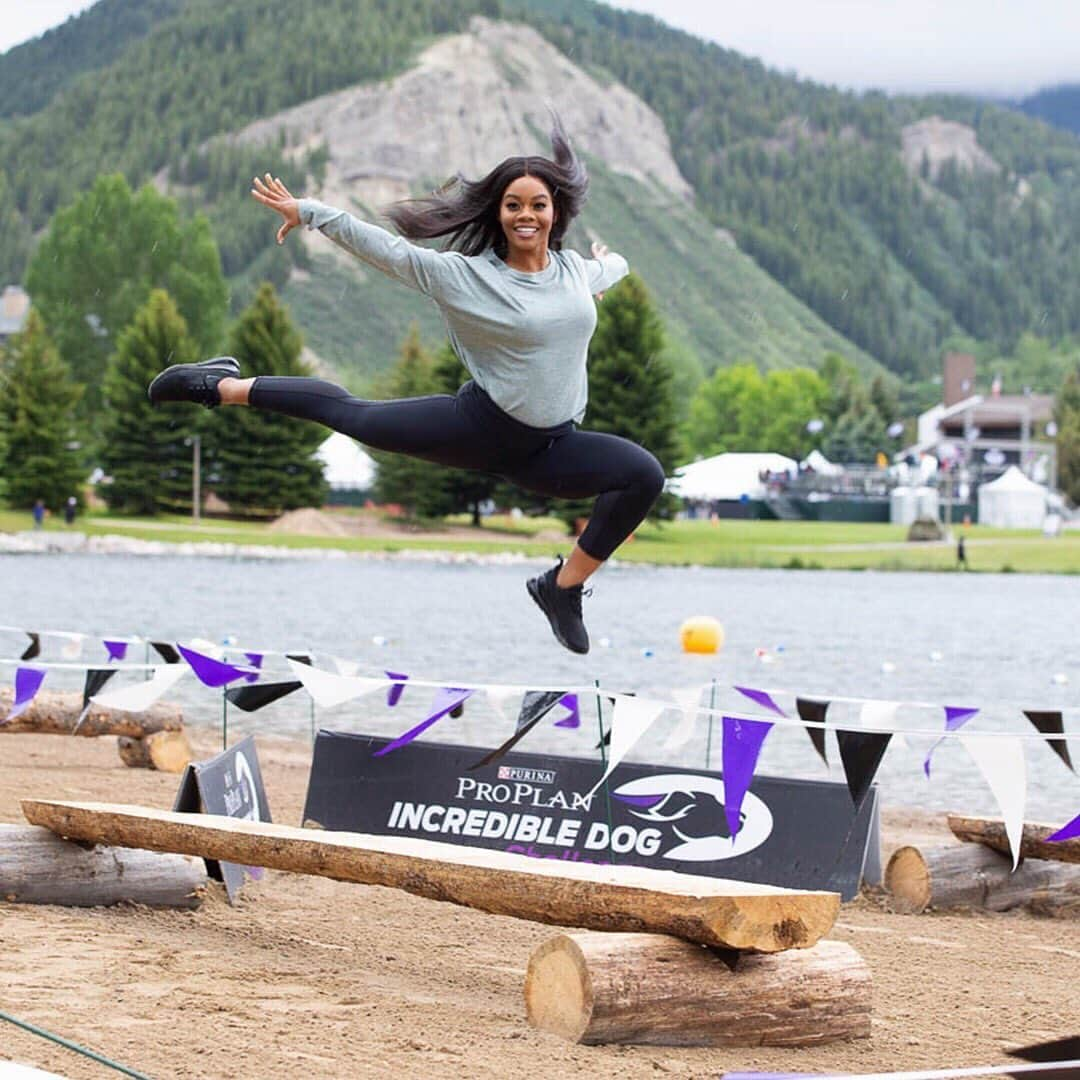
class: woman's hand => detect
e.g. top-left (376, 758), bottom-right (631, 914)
top-left (251, 173), bottom-right (301, 245)
top-left (590, 240), bottom-right (609, 301)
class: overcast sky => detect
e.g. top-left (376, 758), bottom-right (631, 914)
top-left (2, 0), bottom-right (1078, 98)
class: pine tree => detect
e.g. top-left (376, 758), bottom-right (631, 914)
top-left (100, 289), bottom-right (199, 515)
top-left (367, 325), bottom-right (455, 519)
top-left (206, 283), bottom-right (326, 515)
top-left (1055, 367), bottom-right (1080, 505)
top-left (0, 310), bottom-right (84, 511)
top-left (554, 274), bottom-right (680, 531)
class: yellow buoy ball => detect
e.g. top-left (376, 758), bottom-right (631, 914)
top-left (680, 616), bottom-right (724, 655)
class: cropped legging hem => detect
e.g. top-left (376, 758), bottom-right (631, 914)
top-left (248, 376), bottom-right (665, 561)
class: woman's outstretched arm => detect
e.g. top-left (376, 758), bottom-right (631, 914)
top-left (251, 173), bottom-right (462, 299)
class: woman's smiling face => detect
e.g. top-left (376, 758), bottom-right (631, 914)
top-left (499, 174), bottom-right (556, 261)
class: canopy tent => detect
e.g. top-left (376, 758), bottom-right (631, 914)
top-left (977, 466), bottom-right (1047, 529)
top-left (669, 453), bottom-right (797, 501)
top-left (316, 432), bottom-right (376, 492)
top-left (801, 449), bottom-right (843, 477)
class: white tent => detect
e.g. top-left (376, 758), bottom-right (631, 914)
top-left (669, 452), bottom-right (797, 501)
top-left (977, 466), bottom-right (1047, 529)
top-left (801, 448), bottom-right (843, 477)
top-left (316, 432), bottom-right (376, 492)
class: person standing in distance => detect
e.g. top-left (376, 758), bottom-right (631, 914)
top-left (148, 118), bottom-right (665, 654)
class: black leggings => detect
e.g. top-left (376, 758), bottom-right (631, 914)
top-left (249, 377), bottom-right (665, 561)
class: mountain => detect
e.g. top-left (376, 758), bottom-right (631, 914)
top-left (1015, 84), bottom-right (1080, 136)
top-left (2, 0), bottom-right (1080, 396)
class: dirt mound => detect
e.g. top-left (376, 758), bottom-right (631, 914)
top-left (267, 508), bottom-right (352, 537)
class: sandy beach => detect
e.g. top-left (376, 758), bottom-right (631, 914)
top-left (1, 728), bottom-right (1076, 1080)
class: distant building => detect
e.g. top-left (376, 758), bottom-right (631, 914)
top-left (912, 352), bottom-right (1056, 485)
top-left (0, 285), bottom-right (30, 344)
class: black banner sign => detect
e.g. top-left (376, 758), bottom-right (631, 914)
top-left (302, 731), bottom-right (880, 899)
top-left (174, 734), bottom-right (272, 904)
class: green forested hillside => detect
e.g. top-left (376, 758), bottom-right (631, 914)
top-left (1016, 84), bottom-right (1080, 136)
top-left (2, 0), bottom-right (1080, 389)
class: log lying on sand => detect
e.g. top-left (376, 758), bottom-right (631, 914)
top-left (0, 823), bottom-right (206, 909)
top-left (525, 932), bottom-right (871, 1047)
top-left (0, 688), bottom-right (183, 738)
top-left (116, 730), bottom-right (193, 773)
top-left (885, 843), bottom-right (1080, 916)
top-left (22, 800), bottom-right (840, 951)
top-left (947, 813), bottom-right (1080, 865)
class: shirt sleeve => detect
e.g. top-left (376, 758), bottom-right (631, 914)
top-left (584, 251), bottom-right (629, 295)
top-left (298, 198), bottom-right (463, 301)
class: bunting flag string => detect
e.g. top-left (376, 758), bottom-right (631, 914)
top-left (89, 665), bottom-right (189, 713)
top-left (837, 729), bottom-right (893, 809)
top-left (287, 660), bottom-right (387, 709)
top-left (960, 734), bottom-right (1027, 869)
top-left (795, 697), bottom-right (830, 766)
top-left (373, 687), bottom-right (473, 757)
top-left (721, 715), bottom-right (774, 837)
top-left (1023, 711), bottom-right (1074, 773)
top-left (225, 680), bottom-right (304, 713)
top-left (177, 645), bottom-right (250, 688)
top-left (3, 666), bottom-right (47, 723)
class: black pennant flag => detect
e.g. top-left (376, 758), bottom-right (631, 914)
top-left (20, 633), bottom-right (41, 661)
top-left (1023, 710), bottom-right (1074, 773)
top-left (150, 641), bottom-right (181, 665)
top-left (82, 668), bottom-right (117, 710)
top-left (467, 690), bottom-right (566, 770)
top-left (836, 729), bottom-right (892, 809)
top-left (286, 653), bottom-right (312, 667)
top-left (796, 697), bottom-right (830, 766)
top-left (226, 680), bottom-right (303, 713)
top-left (1008, 1035), bottom-right (1080, 1080)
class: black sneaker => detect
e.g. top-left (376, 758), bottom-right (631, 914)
top-left (147, 356), bottom-right (241, 408)
top-left (527, 558), bottom-right (591, 654)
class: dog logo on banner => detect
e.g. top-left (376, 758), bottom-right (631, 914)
top-left (611, 773), bottom-right (773, 861)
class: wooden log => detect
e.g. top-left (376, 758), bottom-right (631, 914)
top-left (525, 932), bottom-right (870, 1047)
top-left (116, 730), bottom-right (193, 773)
top-left (885, 843), bottom-right (1080, 916)
top-left (0, 688), bottom-right (183, 738)
top-left (22, 800), bottom-right (840, 952)
top-left (947, 813), bottom-right (1080, 864)
top-left (0, 823), bottom-right (206, 909)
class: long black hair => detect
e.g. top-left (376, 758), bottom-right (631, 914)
top-left (384, 115), bottom-right (588, 258)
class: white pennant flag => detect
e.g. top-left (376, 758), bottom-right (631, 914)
top-left (589, 695), bottom-right (667, 796)
top-left (663, 684), bottom-right (708, 751)
top-left (57, 632), bottom-right (84, 660)
top-left (960, 735), bottom-right (1026, 870)
top-left (288, 660), bottom-right (386, 709)
top-left (484, 684), bottom-right (521, 726)
top-left (331, 656), bottom-right (361, 678)
top-left (859, 699), bottom-right (900, 731)
top-left (90, 665), bottom-right (189, 712)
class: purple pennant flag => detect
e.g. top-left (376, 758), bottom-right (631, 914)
top-left (4, 667), bottom-right (47, 723)
top-left (734, 686), bottom-right (786, 717)
top-left (721, 715), bottom-right (774, 838)
top-left (385, 671), bottom-right (409, 707)
top-left (244, 652), bottom-right (264, 684)
top-left (1047, 810), bottom-right (1080, 843)
top-left (104, 639), bottom-right (129, 662)
top-left (553, 692), bottom-right (580, 729)
top-left (924, 705), bottom-right (979, 777)
top-left (374, 687), bottom-right (474, 756)
top-left (177, 644), bottom-right (247, 688)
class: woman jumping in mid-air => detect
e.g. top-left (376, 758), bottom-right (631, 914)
top-left (149, 119), bottom-right (665, 654)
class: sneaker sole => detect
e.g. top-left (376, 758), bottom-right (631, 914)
top-left (526, 577), bottom-right (589, 655)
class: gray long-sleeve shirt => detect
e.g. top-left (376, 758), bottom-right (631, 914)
top-left (298, 198), bottom-right (629, 428)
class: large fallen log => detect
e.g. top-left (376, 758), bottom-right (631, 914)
top-left (22, 800), bottom-right (840, 952)
top-left (947, 813), bottom-right (1080, 864)
top-left (525, 932), bottom-right (870, 1046)
top-left (885, 843), bottom-right (1080, 916)
top-left (0, 823), bottom-right (206, 909)
top-left (0, 688), bottom-right (183, 738)
top-left (116, 730), bottom-right (193, 773)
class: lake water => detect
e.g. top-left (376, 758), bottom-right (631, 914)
top-left (2, 552), bottom-right (1078, 821)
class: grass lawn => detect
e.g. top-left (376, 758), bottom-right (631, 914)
top-left (3, 507), bottom-right (1078, 573)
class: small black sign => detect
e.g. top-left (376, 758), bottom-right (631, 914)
top-left (173, 735), bottom-right (272, 904)
top-left (302, 731), bottom-right (879, 900)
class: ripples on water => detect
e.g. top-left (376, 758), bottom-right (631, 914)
top-left (3, 553), bottom-right (1078, 820)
